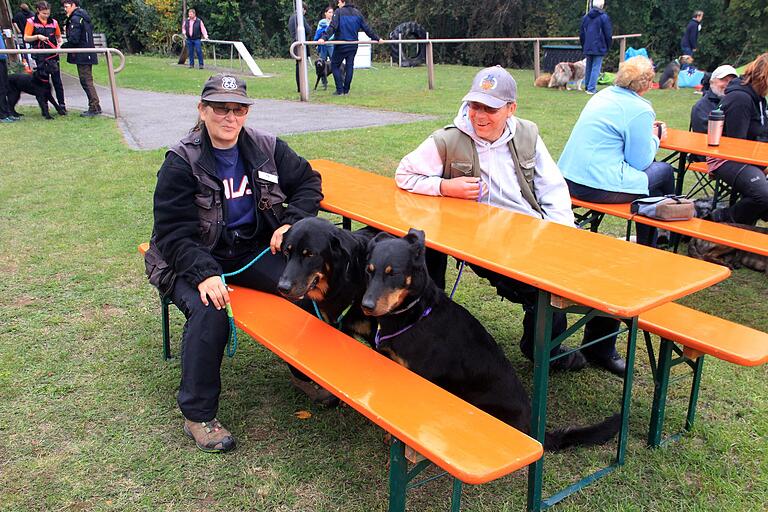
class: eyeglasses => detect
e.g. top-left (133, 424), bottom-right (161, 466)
top-left (207, 104), bottom-right (250, 117)
top-left (467, 102), bottom-right (505, 114)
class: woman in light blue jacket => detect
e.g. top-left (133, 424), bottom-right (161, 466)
top-left (558, 56), bottom-right (675, 246)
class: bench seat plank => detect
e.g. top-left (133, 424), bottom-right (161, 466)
top-left (229, 285), bottom-right (543, 485)
top-left (571, 198), bottom-right (768, 257)
top-left (639, 302), bottom-right (768, 366)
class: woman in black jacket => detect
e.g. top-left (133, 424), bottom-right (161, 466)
top-left (145, 74), bottom-right (324, 453)
top-left (708, 53), bottom-right (768, 225)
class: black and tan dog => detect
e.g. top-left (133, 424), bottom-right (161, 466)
top-left (361, 229), bottom-right (620, 450)
top-left (8, 59), bottom-right (65, 119)
top-left (659, 55), bottom-right (694, 89)
top-left (688, 224), bottom-right (768, 273)
top-left (277, 217), bottom-right (378, 344)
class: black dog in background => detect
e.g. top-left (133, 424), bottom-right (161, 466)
top-left (362, 229), bottom-right (621, 451)
top-left (314, 58), bottom-right (345, 91)
top-left (8, 59), bottom-right (66, 119)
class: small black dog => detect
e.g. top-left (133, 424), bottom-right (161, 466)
top-left (313, 57), bottom-right (345, 91)
top-left (8, 59), bottom-right (65, 119)
top-left (362, 229), bottom-right (621, 451)
top-left (277, 217), bottom-right (378, 344)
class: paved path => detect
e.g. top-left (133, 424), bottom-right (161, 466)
top-left (20, 73), bottom-right (434, 150)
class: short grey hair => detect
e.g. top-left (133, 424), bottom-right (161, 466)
top-left (593, 0), bottom-right (605, 8)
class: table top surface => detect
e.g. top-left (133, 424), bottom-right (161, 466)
top-left (660, 128), bottom-right (768, 167)
top-left (312, 159), bottom-right (730, 317)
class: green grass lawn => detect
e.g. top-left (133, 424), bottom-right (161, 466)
top-left (3, 56), bottom-right (767, 511)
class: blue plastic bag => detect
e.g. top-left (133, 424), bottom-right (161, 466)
top-left (624, 47), bottom-right (649, 60)
top-left (678, 67), bottom-right (705, 88)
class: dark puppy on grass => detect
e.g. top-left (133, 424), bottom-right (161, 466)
top-left (362, 229), bottom-right (620, 451)
top-left (277, 217), bottom-right (378, 345)
top-left (8, 59), bottom-right (66, 119)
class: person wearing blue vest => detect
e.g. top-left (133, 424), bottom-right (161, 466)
top-left (0, 34), bottom-right (17, 122)
top-left (579, 0), bottom-right (612, 95)
top-left (182, 8), bottom-right (208, 69)
top-left (558, 56), bottom-right (675, 246)
top-left (318, 0), bottom-right (380, 96)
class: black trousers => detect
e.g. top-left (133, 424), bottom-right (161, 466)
top-left (426, 249), bottom-right (619, 360)
top-left (76, 64), bottom-right (100, 112)
top-left (331, 44), bottom-right (357, 93)
top-left (711, 161), bottom-right (768, 225)
top-left (170, 245), bottom-right (309, 422)
top-left (0, 60), bottom-right (10, 118)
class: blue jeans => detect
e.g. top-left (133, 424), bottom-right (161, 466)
top-left (567, 161), bottom-right (676, 246)
top-left (584, 55), bottom-right (604, 93)
top-left (681, 46), bottom-right (693, 56)
top-left (331, 44), bottom-right (357, 93)
top-left (187, 39), bottom-right (203, 67)
top-left (318, 44), bottom-right (333, 61)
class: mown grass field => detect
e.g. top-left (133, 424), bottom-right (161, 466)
top-left (2, 55), bottom-right (766, 511)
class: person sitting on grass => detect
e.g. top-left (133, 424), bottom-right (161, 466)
top-left (144, 74), bottom-right (326, 453)
top-left (395, 65), bottom-right (626, 377)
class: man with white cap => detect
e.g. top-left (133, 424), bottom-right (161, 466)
top-left (690, 64), bottom-right (738, 133)
top-left (396, 65), bottom-right (626, 376)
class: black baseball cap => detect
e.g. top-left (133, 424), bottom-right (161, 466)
top-left (201, 74), bottom-right (254, 105)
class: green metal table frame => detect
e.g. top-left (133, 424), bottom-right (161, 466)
top-left (526, 290), bottom-right (638, 511)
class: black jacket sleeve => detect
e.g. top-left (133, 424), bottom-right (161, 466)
top-left (152, 153), bottom-right (222, 286)
top-left (67, 14), bottom-right (85, 47)
top-left (273, 139), bottom-right (323, 225)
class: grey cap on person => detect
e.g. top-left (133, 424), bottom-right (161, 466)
top-left (462, 65), bottom-right (517, 108)
top-left (201, 74), bottom-right (255, 105)
top-left (711, 65), bottom-right (738, 80)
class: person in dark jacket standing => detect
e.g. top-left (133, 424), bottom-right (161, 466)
top-left (318, 0), bottom-right (380, 96)
top-left (24, 1), bottom-right (66, 113)
top-left (0, 33), bottom-right (17, 123)
top-left (288, 2), bottom-right (312, 94)
top-left (12, 3), bottom-right (34, 34)
top-left (706, 53), bottom-right (768, 226)
top-left (61, 0), bottom-right (100, 117)
top-left (579, 0), bottom-right (612, 95)
top-left (145, 74), bottom-right (325, 453)
top-left (680, 10), bottom-right (703, 56)
top-left (183, 8), bottom-right (208, 69)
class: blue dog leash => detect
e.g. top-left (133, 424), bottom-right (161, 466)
top-left (219, 246), bottom-right (271, 357)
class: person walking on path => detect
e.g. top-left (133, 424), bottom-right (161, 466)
top-left (183, 8), bottom-right (208, 69)
top-left (579, 0), bottom-right (612, 95)
top-left (0, 34), bottom-right (18, 123)
top-left (61, 0), bottom-right (100, 117)
top-left (144, 74), bottom-right (325, 453)
top-left (24, 1), bottom-right (66, 113)
top-left (680, 10), bottom-right (703, 56)
top-left (318, 0), bottom-right (380, 96)
top-left (288, 2), bottom-right (312, 93)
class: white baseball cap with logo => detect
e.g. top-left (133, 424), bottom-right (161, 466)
top-left (462, 65), bottom-right (518, 108)
top-left (710, 65), bottom-right (738, 80)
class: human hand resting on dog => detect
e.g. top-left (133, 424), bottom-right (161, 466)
top-left (270, 224), bottom-right (292, 254)
top-left (198, 276), bottom-right (231, 309)
top-left (440, 176), bottom-right (483, 200)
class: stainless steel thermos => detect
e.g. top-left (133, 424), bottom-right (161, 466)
top-left (707, 108), bottom-right (725, 146)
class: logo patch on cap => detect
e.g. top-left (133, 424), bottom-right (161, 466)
top-left (480, 75), bottom-right (498, 91)
top-left (221, 76), bottom-right (238, 90)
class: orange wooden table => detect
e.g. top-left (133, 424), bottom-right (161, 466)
top-left (310, 159), bottom-right (731, 511)
top-left (660, 128), bottom-right (768, 195)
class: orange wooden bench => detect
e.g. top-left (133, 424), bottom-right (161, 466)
top-left (137, 243), bottom-right (542, 511)
top-left (571, 197), bottom-right (768, 257)
top-left (637, 302), bottom-right (768, 446)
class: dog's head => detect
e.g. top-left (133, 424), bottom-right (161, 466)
top-left (33, 59), bottom-right (58, 82)
top-left (315, 58), bottom-right (328, 76)
top-left (680, 55), bottom-right (694, 66)
top-left (277, 217), bottom-right (352, 302)
top-left (549, 62), bottom-right (571, 87)
top-left (361, 228), bottom-right (427, 317)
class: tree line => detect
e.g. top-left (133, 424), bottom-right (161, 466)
top-left (83, 0), bottom-right (766, 69)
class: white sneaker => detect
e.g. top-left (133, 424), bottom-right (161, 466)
top-left (586, 90), bottom-right (596, 95)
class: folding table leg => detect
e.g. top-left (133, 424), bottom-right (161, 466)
top-left (616, 316), bottom-right (638, 465)
top-left (647, 338), bottom-right (674, 447)
top-left (526, 290), bottom-right (553, 512)
top-left (685, 354), bottom-right (705, 431)
top-left (388, 438), bottom-right (408, 512)
top-left (161, 295), bottom-right (172, 360)
top-left (450, 478), bottom-right (462, 512)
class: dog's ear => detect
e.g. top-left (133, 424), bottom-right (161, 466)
top-left (367, 231), bottom-right (394, 255)
top-left (404, 228), bottom-right (426, 260)
top-left (329, 230), bottom-right (352, 262)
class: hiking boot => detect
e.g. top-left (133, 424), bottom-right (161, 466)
top-left (80, 110), bottom-right (100, 118)
top-left (522, 343), bottom-right (586, 371)
top-left (290, 374), bottom-right (339, 407)
top-left (183, 418), bottom-right (236, 453)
